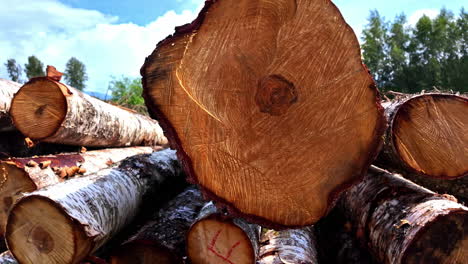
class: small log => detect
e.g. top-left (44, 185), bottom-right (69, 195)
top-left (0, 79), bottom-right (21, 132)
top-left (0, 146), bottom-right (158, 235)
top-left (141, 0), bottom-right (386, 227)
top-left (258, 227), bottom-right (318, 264)
top-left (10, 77), bottom-right (167, 147)
top-left (341, 166), bottom-right (468, 264)
top-left (6, 149), bottom-right (184, 264)
top-left (187, 202), bottom-right (259, 264)
top-left (378, 93), bottom-right (467, 179)
top-left (109, 186), bottom-right (205, 264)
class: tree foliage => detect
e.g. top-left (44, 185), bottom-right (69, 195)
top-left (362, 8), bottom-right (468, 94)
top-left (108, 76), bottom-right (147, 114)
top-left (64, 57), bottom-right (88, 91)
top-left (5, 59), bottom-right (22, 83)
top-left (24, 56), bottom-right (45, 80)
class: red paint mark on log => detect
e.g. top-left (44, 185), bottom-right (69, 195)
top-left (207, 229), bottom-right (241, 264)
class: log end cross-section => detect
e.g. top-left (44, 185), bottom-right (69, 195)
top-left (390, 94), bottom-right (468, 179)
top-left (142, 0), bottom-right (386, 227)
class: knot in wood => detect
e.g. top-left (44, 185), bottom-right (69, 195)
top-left (255, 75), bottom-right (297, 116)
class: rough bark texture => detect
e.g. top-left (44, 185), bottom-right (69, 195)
top-left (10, 77), bottom-right (167, 147)
top-left (109, 186), bottom-right (205, 264)
top-left (0, 251), bottom-right (16, 264)
top-left (142, 0), bottom-right (386, 227)
top-left (6, 149), bottom-right (184, 264)
top-left (341, 166), bottom-right (468, 264)
top-left (258, 227), bottom-right (318, 264)
top-left (377, 93), bottom-right (468, 179)
top-left (0, 79), bottom-right (21, 132)
top-left (187, 202), bottom-right (260, 264)
top-left (0, 146), bottom-right (158, 235)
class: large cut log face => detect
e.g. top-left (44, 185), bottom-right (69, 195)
top-left (144, 0), bottom-right (385, 226)
top-left (10, 78), bottom-right (67, 140)
top-left (6, 196), bottom-right (92, 264)
top-left (392, 95), bottom-right (468, 178)
top-left (187, 216), bottom-right (255, 264)
top-left (403, 212), bottom-right (468, 264)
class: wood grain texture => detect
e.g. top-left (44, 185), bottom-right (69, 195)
top-left (378, 93), bottom-right (467, 179)
top-left (341, 166), bottom-right (468, 264)
top-left (142, 0), bottom-right (386, 227)
top-left (6, 149), bottom-right (183, 264)
top-left (10, 77), bottom-right (167, 147)
top-left (0, 79), bottom-right (21, 132)
top-left (0, 146), bottom-right (157, 236)
top-left (187, 202), bottom-right (259, 264)
top-left (109, 186), bottom-right (205, 264)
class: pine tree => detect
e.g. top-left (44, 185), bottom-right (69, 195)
top-left (5, 59), bottom-right (22, 82)
top-left (64, 57), bottom-right (88, 91)
top-left (24, 56), bottom-right (45, 79)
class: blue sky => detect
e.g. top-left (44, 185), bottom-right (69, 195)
top-left (0, 0), bottom-right (466, 94)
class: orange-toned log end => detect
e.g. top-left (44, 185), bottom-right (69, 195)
top-left (0, 162), bottom-right (36, 235)
top-left (187, 216), bottom-right (255, 264)
top-left (10, 77), bottom-right (67, 140)
top-left (403, 211), bottom-right (468, 264)
top-left (142, 0), bottom-right (386, 227)
top-left (392, 94), bottom-right (468, 179)
top-left (109, 243), bottom-right (181, 264)
top-left (6, 196), bottom-right (92, 264)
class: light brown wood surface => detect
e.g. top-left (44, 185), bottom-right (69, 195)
top-left (142, 0), bottom-right (385, 227)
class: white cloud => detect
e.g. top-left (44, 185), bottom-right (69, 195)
top-left (408, 9), bottom-right (439, 26)
top-left (0, 0), bottom-right (201, 93)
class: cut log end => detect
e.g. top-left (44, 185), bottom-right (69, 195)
top-left (6, 196), bottom-right (92, 264)
top-left (187, 216), bottom-right (255, 264)
top-left (143, 0), bottom-right (385, 227)
top-left (10, 78), bottom-right (67, 140)
top-left (403, 211), bottom-right (468, 264)
top-left (109, 243), bottom-right (180, 264)
top-left (392, 94), bottom-right (468, 179)
top-left (0, 163), bottom-right (36, 232)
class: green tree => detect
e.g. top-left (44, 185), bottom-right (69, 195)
top-left (361, 10), bottom-right (390, 90)
top-left (5, 59), bottom-right (22, 82)
top-left (386, 14), bottom-right (410, 92)
top-left (64, 57), bottom-right (88, 91)
top-left (108, 76), bottom-right (147, 114)
top-left (24, 56), bottom-right (45, 79)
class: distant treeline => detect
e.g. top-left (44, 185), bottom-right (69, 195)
top-left (361, 8), bottom-right (467, 94)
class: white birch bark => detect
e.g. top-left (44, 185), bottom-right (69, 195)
top-left (0, 79), bottom-right (21, 132)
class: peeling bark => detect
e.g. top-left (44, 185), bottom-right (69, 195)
top-left (377, 93), bottom-right (468, 179)
top-left (341, 166), bottom-right (468, 264)
top-left (0, 146), bottom-right (158, 236)
top-left (187, 202), bottom-right (260, 264)
top-left (0, 79), bottom-right (21, 132)
top-left (258, 227), bottom-right (318, 264)
top-left (6, 149), bottom-right (184, 264)
top-left (10, 77), bottom-right (167, 147)
top-left (110, 186), bottom-right (205, 264)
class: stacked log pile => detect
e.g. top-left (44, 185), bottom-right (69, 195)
top-left (1, 0), bottom-right (467, 263)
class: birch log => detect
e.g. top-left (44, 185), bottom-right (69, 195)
top-left (187, 202), bottom-right (259, 264)
top-left (5, 149), bottom-right (184, 264)
top-left (110, 186), bottom-right (205, 264)
top-left (377, 93), bottom-right (467, 179)
top-left (142, 0), bottom-right (386, 227)
top-left (10, 77), bottom-right (167, 147)
top-left (0, 251), bottom-right (16, 264)
top-left (258, 227), bottom-right (318, 264)
top-left (341, 166), bottom-right (468, 264)
top-left (0, 79), bottom-right (21, 132)
top-left (0, 146), bottom-right (158, 235)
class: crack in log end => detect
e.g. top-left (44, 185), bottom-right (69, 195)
top-left (255, 75), bottom-right (297, 116)
top-left (34, 105), bottom-right (48, 116)
top-left (29, 226), bottom-right (54, 254)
